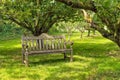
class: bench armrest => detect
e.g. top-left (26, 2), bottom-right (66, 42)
top-left (22, 44), bottom-right (28, 49)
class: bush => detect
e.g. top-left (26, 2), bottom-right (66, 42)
top-left (0, 23), bottom-right (25, 40)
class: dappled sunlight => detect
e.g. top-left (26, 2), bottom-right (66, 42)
top-left (0, 34), bottom-right (120, 79)
top-left (0, 45), bottom-right (4, 48)
top-left (74, 55), bottom-right (94, 61)
top-left (64, 62), bottom-right (89, 70)
top-left (70, 33), bottom-right (117, 47)
top-left (0, 39), bottom-right (21, 49)
top-left (72, 36), bottom-right (114, 44)
top-left (13, 44), bottom-right (21, 48)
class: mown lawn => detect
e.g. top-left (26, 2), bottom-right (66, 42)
top-left (0, 33), bottom-right (120, 80)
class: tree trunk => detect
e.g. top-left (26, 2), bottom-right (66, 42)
top-left (116, 41), bottom-right (120, 48)
top-left (80, 32), bottom-right (83, 38)
top-left (68, 33), bottom-right (71, 41)
top-left (91, 22), bottom-right (120, 48)
top-left (92, 29), bottom-right (96, 35)
top-left (116, 27), bottom-right (120, 48)
top-left (33, 26), bottom-right (50, 36)
top-left (99, 32), bottom-right (120, 48)
top-left (87, 29), bottom-right (91, 37)
top-left (33, 31), bottom-right (42, 36)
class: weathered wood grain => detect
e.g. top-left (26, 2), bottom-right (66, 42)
top-left (21, 34), bottom-right (73, 66)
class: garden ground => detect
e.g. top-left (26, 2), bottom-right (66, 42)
top-left (0, 33), bottom-right (120, 80)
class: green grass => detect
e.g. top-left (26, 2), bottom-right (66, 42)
top-left (0, 33), bottom-right (120, 80)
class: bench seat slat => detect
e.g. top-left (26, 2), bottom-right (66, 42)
top-left (29, 49), bottom-right (72, 54)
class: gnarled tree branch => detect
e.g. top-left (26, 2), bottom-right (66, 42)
top-left (55, 0), bottom-right (97, 12)
top-left (8, 16), bottom-right (34, 33)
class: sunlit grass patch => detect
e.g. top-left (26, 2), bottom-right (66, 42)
top-left (0, 33), bottom-right (120, 80)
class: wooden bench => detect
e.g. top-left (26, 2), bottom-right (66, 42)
top-left (22, 34), bottom-right (73, 66)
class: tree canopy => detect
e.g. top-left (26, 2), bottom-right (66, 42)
top-left (0, 0), bottom-right (79, 36)
top-left (56, 0), bottom-right (120, 47)
top-left (0, 0), bottom-right (120, 47)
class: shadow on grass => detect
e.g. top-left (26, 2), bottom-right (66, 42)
top-left (0, 48), bottom-right (23, 68)
top-left (0, 39), bottom-right (119, 67)
top-left (44, 63), bottom-right (120, 80)
top-left (0, 47), bottom-right (71, 67)
top-left (73, 42), bottom-right (119, 57)
top-left (0, 37), bottom-right (120, 80)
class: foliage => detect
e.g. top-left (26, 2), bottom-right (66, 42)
top-left (0, 0), bottom-right (120, 47)
top-left (0, 0), bottom-right (79, 36)
top-left (56, 0), bottom-right (120, 47)
top-left (0, 33), bottom-right (120, 80)
top-left (0, 22), bottom-right (25, 40)
top-left (93, 0), bottom-right (120, 47)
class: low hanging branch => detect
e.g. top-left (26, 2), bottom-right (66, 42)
top-left (55, 0), bottom-right (97, 12)
top-left (8, 16), bottom-right (34, 33)
top-left (81, 9), bottom-right (92, 23)
top-left (55, 0), bottom-right (120, 47)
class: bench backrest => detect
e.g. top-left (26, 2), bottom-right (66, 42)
top-left (22, 35), bottom-right (67, 51)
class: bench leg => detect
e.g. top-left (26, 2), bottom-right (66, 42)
top-left (64, 53), bottom-right (67, 60)
top-left (70, 50), bottom-right (73, 62)
top-left (25, 52), bottom-right (29, 67)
